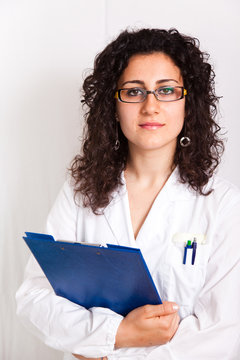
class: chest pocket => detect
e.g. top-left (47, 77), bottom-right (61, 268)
top-left (162, 241), bottom-right (210, 318)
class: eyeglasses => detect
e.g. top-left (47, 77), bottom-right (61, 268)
top-left (115, 86), bottom-right (187, 103)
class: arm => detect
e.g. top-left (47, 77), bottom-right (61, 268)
top-left (16, 250), bottom-right (179, 358)
top-left (71, 302), bottom-right (180, 360)
top-left (16, 254), bottom-right (123, 357)
top-left (115, 302), bottom-right (180, 348)
top-left (16, 181), bottom-right (123, 358)
top-left (16, 181), bottom-right (178, 358)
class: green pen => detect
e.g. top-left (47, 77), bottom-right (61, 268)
top-left (183, 240), bottom-right (192, 264)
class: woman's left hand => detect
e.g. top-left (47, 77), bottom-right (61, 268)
top-left (72, 354), bottom-right (108, 360)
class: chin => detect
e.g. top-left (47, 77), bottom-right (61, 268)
top-left (130, 139), bottom-right (177, 153)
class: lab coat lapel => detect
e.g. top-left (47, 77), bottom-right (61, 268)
top-left (135, 168), bottom-right (192, 245)
top-left (103, 168), bottom-right (192, 247)
top-left (103, 184), bottom-right (136, 247)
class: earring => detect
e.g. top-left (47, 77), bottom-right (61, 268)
top-left (114, 120), bottom-right (120, 151)
top-left (180, 136), bottom-right (191, 147)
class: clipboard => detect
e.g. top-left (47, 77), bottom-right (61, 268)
top-left (23, 232), bottom-right (162, 316)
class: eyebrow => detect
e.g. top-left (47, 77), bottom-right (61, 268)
top-left (121, 79), bottom-right (179, 87)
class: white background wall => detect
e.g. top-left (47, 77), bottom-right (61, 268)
top-left (1, 1), bottom-right (240, 359)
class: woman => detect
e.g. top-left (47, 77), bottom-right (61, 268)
top-left (16, 28), bottom-right (240, 360)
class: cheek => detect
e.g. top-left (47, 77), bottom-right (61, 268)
top-left (116, 104), bottom-right (137, 131)
top-left (116, 103), bottom-right (136, 119)
top-left (118, 118), bottom-right (133, 140)
top-left (170, 103), bottom-right (185, 126)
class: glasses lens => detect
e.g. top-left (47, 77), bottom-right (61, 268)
top-left (155, 86), bottom-right (183, 101)
top-left (120, 88), bottom-right (145, 103)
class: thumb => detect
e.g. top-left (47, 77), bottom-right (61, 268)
top-left (144, 301), bottom-right (179, 318)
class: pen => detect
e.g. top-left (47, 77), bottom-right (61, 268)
top-left (192, 238), bottom-right (197, 265)
top-left (183, 240), bottom-right (192, 265)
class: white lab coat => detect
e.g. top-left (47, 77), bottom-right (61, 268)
top-left (16, 168), bottom-right (240, 359)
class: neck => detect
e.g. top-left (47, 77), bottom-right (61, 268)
top-left (125, 144), bottom-right (176, 187)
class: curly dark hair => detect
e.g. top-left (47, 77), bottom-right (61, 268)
top-left (70, 28), bottom-right (224, 214)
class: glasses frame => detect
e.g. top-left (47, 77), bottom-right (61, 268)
top-left (115, 86), bottom-right (187, 103)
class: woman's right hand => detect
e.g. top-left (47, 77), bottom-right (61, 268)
top-left (115, 301), bottom-right (180, 349)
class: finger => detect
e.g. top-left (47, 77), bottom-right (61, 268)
top-left (144, 301), bottom-right (179, 318)
top-left (169, 313), bottom-right (180, 340)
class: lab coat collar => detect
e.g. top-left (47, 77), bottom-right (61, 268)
top-left (103, 167), bottom-right (194, 246)
top-left (162, 167), bottom-right (195, 202)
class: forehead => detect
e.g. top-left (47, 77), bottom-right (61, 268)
top-left (119, 52), bottom-right (183, 85)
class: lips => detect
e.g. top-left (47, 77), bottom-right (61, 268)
top-left (139, 122), bottom-right (165, 130)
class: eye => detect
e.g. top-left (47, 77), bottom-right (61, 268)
top-left (126, 88), bottom-right (144, 97)
top-left (157, 87), bottom-right (175, 95)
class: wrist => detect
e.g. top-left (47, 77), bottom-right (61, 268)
top-left (115, 318), bottom-right (131, 349)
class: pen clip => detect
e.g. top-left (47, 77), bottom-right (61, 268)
top-left (191, 237), bottom-right (197, 265)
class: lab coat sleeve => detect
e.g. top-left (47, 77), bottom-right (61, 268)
top-left (16, 181), bottom-right (123, 357)
top-left (145, 197), bottom-right (240, 360)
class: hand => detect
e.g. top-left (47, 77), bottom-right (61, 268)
top-left (72, 355), bottom-right (108, 360)
top-left (115, 301), bottom-right (180, 349)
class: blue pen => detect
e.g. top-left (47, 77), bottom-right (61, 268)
top-left (192, 238), bottom-right (197, 265)
top-left (183, 240), bottom-right (192, 265)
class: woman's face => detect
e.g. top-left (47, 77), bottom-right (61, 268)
top-left (116, 52), bottom-right (185, 156)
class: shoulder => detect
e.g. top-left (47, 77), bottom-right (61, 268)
top-left (209, 175), bottom-right (240, 201)
top-left (202, 174), bottom-right (240, 216)
top-left (174, 170), bottom-right (240, 219)
top-left (171, 167), bottom-right (240, 206)
top-left (49, 178), bottom-right (100, 223)
top-left (53, 178), bottom-right (77, 209)
top-left (46, 179), bottom-right (81, 240)
top-left (56, 177), bottom-right (88, 208)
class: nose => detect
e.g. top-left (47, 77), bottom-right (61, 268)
top-left (141, 92), bottom-right (160, 115)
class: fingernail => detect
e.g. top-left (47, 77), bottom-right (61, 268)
top-left (173, 305), bottom-right (179, 310)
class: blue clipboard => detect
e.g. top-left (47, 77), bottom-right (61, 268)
top-left (23, 232), bottom-right (162, 316)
